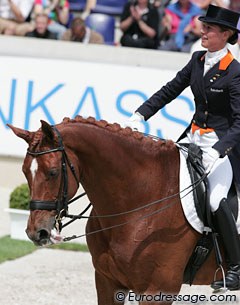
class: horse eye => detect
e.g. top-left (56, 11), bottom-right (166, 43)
top-left (49, 169), bottom-right (59, 178)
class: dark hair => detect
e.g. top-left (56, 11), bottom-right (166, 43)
top-left (70, 17), bottom-right (85, 29)
top-left (228, 32), bottom-right (239, 45)
top-left (219, 25), bottom-right (238, 45)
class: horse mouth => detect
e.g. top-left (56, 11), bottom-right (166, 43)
top-left (50, 228), bottom-right (64, 244)
top-left (29, 228), bottom-right (64, 246)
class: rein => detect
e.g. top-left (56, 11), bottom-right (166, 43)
top-left (63, 173), bottom-right (206, 242)
top-left (27, 126), bottom-right (207, 241)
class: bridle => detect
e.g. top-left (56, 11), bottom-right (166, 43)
top-left (27, 126), bottom-right (81, 231)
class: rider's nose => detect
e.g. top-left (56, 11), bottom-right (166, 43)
top-left (200, 27), bottom-right (206, 35)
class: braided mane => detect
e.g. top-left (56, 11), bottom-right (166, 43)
top-left (61, 115), bottom-right (176, 152)
top-left (29, 115), bottom-right (176, 153)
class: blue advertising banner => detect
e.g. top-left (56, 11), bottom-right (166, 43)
top-left (0, 56), bottom-right (195, 156)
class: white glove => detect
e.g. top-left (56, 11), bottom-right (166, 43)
top-left (202, 148), bottom-right (220, 174)
top-left (124, 112), bottom-right (144, 131)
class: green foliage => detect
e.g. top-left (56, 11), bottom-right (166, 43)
top-left (50, 242), bottom-right (89, 252)
top-left (0, 236), bottom-right (36, 263)
top-left (0, 236), bottom-right (89, 264)
top-left (9, 183), bottom-right (30, 210)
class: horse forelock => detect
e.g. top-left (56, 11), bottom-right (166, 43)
top-left (28, 129), bottom-right (43, 151)
top-left (28, 128), bottom-right (59, 152)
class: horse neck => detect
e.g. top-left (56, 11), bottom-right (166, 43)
top-left (62, 122), bottom-right (178, 215)
top-left (63, 123), bottom-right (137, 212)
top-left (63, 121), bottom-right (144, 172)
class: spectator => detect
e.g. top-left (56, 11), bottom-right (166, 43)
top-left (159, 0), bottom-right (202, 52)
top-left (0, 0), bottom-right (34, 36)
top-left (153, 0), bottom-right (171, 44)
top-left (120, 0), bottom-right (159, 49)
top-left (32, 0), bottom-right (69, 38)
top-left (25, 13), bottom-right (57, 39)
top-left (61, 16), bottom-right (104, 44)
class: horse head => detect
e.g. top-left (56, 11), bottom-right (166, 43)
top-left (8, 120), bottom-right (80, 246)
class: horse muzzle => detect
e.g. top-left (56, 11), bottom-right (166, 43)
top-left (26, 227), bottom-right (64, 246)
top-left (26, 227), bottom-right (51, 246)
top-left (26, 209), bottom-right (58, 246)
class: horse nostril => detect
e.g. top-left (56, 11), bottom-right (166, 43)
top-left (38, 229), bottom-right (50, 241)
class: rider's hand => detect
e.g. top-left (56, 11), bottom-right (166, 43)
top-left (124, 112), bottom-right (144, 131)
top-left (203, 147), bottom-right (220, 174)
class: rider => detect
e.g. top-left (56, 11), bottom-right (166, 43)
top-left (126, 4), bottom-right (240, 291)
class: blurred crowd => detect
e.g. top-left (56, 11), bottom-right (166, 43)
top-left (0, 0), bottom-right (239, 54)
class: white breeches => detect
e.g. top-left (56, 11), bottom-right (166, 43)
top-left (179, 129), bottom-right (233, 212)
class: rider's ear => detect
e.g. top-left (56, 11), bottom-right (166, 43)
top-left (41, 120), bottom-right (55, 142)
top-left (7, 124), bottom-right (33, 144)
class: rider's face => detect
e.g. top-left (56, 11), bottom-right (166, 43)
top-left (201, 22), bottom-right (230, 52)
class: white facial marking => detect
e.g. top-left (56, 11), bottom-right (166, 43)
top-left (30, 158), bottom-right (38, 181)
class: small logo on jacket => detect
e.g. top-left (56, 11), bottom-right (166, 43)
top-left (211, 88), bottom-right (223, 93)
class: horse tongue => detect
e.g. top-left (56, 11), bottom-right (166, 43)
top-left (50, 229), bottom-right (64, 244)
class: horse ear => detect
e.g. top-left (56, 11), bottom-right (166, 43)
top-left (7, 124), bottom-right (33, 144)
top-left (40, 120), bottom-right (55, 141)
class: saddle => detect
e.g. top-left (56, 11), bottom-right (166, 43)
top-left (180, 143), bottom-right (208, 223)
top-left (185, 143), bottom-right (207, 222)
top-left (179, 143), bottom-right (239, 285)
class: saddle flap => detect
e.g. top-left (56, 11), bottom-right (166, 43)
top-left (179, 143), bottom-right (208, 223)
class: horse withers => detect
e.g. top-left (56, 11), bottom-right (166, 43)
top-left (8, 116), bottom-right (220, 305)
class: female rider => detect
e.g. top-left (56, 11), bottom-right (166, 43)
top-left (127, 4), bottom-right (240, 291)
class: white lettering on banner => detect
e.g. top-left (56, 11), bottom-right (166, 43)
top-left (0, 56), bottom-right (195, 157)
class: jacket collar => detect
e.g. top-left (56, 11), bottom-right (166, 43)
top-left (219, 50), bottom-right (234, 70)
top-left (201, 50), bottom-right (234, 71)
top-left (200, 50), bottom-right (234, 90)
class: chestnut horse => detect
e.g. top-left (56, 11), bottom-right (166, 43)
top-left (9, 116), bottom-right (219, 305)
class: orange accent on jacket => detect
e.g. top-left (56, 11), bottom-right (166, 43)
top-left (191, 122), bottom-right (214, 135)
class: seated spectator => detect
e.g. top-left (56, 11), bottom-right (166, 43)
top-left (61, 16), bottom-right (104, 44)
top-left (120, 0), bottom-right (159, 49)
top-left (159, 0), bottom-right (202, 52)
top-left (25, 13), bottom-right (57, 39)
top-left (0, 0), bottom-right (34, 36)
top-left (32, 0), bottom-right (69, 38)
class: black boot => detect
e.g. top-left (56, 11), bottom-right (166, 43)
top-left (211, 198), bottom-right (240, 291)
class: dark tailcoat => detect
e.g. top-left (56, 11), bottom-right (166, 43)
top-left (136, 50), bottom-right (240, 187)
